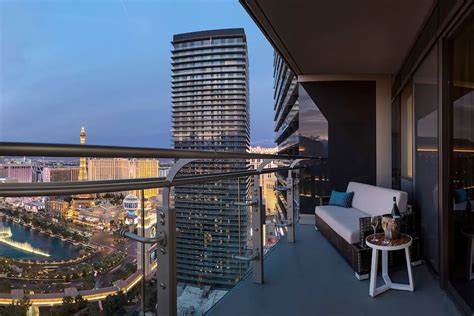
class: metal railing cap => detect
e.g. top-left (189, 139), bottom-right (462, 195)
top-left (0, 142), bottom-right (323, 160)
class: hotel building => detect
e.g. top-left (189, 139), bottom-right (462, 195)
top-left (43, 167), bottom-right (80, 182)
top-left (0, 164), bottom-right (33, 183)
top-left (171, 28), bottom-right (250, 287)
top-left (87, 158), bottom-right (160, 199)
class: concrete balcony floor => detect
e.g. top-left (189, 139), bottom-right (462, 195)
top-left (208, 224), bottom-right (460, 316)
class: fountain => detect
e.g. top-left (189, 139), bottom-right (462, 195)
top-left (0, 227), bottom-right (50, 257)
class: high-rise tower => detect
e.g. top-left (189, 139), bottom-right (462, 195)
top-left (171, 28), bottom-right (250, 288)
top-left (78, 126), bottom-right (87, 181)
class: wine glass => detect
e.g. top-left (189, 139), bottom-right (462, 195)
top-left (370, 216), bottom-right (380, 242)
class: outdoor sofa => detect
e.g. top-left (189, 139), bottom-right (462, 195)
top-left (315, 182), bottom-right (420, 279)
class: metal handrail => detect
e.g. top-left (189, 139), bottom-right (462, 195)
top-left (0, 142), bottom-right (321, 160)
top-left (0, 166), bottom-right (306, 197)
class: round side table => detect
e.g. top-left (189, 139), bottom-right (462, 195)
top-left (366, 233), bottom-right (414, 297)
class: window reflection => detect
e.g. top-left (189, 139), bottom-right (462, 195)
top-left (392, 97), bottom-right (401, 190)
top-left (449, 13), bottom-right (474, 309)
top-left (298, 85), bottom-right (329, 211)
top-left (401, 82), bottom-right (414, 180)
top-left (414, 46), bottom-right (438, 271)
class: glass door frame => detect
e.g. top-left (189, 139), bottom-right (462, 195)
top-left (440, 4), bottom-right (474, 315)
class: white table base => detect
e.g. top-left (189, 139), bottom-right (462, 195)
top-left (369, 247), bottom-right (414, 297)
top-left (467, 236), bottom-right (474, 281)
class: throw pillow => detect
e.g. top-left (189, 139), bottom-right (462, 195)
top-left (455, 187), bottom-right (468, 203)
top-left (328, 190), bottom-right (354, 208)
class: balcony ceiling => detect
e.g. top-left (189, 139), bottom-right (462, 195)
top-left (241, 0), bottom-right (435, 75)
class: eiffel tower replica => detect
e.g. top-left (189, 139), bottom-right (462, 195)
top-left (69, 126), bottom-right (95, 219)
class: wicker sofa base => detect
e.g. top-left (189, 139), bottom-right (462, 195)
top-left (315, 214), bottom-right (420, 276)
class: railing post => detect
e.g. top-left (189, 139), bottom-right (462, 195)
top-left (287, 170), bottom-right (295, 243)
top-left (155, 159), bottom-right (195, 316)
top-left (140, 189), bottom-right (146, 314)
top-left (252, 174), bottom-right (264, 284)
top-left (156, 186), bottom-right (176, 316)
top-left (293, 169), bottom-right (300, 225)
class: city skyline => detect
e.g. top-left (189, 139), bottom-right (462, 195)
top-left (0, 0), bottom-right (276, 148)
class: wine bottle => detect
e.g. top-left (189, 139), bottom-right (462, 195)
top-left (391, 196), bottom-right (401, 218)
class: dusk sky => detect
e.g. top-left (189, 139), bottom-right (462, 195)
top-left (0, 0), bottom-right (275, 148)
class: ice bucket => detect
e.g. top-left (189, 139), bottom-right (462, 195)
top-left (381, 216), bottom-right (401, 240)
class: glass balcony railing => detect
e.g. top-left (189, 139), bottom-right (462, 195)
top-left (0, 142), bottom-right (323, 315)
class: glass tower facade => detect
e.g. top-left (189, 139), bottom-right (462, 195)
top-left (171, 29), bottom-right (250, 288)
top-left (273, 53), bottom-right (299, 219)
top-left (273, 53), bottom-right (330, 216)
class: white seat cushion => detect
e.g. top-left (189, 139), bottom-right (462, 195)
top-left (347, 182), bottom-right (408, 216)
top-left (315, 205), bottom-right (369, 244)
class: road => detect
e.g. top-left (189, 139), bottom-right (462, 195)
top-left (94, 237), bottom-right (137, 289)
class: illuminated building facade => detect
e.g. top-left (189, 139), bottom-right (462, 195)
top-left (43, 167), bottom-right (80, 182)
top-left (45, 200), bottom-right (69, 218)
top-left (88, 158), bottom-right (130, 181)
top-left (249, 146), bottom-right (278, 215)
top-left (87, 158), bottom-right (160, 199)
top-left (129, 159), bottom-right (160, 199)
top-left (171, 28), bottom-right (250, 287)
top-left (0, 164), bottom-right (33, 183)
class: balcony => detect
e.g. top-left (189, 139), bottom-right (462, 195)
top-left (209, 224), bottom-right (460, 315)
top-left (0, 141), bottom-right (466, 315)
top-left (0, 142), bottom-right (316, 315)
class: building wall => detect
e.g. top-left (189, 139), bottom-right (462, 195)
top-left (87, 158), bottom-right (159, 198)
top-left (273, 53), bottom-right (300, 217)
top-left (43, 167), bottom-right (80, 182)
top-left (0, 164), bottom-right (33, 182)
top-left (171, 28), bottom-right (249, 288)
top-left (299, 74), bottom-right (392, 188)
top-left (298, 80), bottom-right (377, 193)
top-left (129, 159), bottom-right (160, 199)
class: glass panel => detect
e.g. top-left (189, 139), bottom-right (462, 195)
top-left (401, 82), bottom-right (414, 201)
top-left (298, 85), bottom-right (329, 212)
top-left (0, 124), bottom-right (163, 313)
top-left (392, 96), bottom-right (401, 190)
top-left (174, 165), bottom-right (283, 314)
top-left (0, 189), bottom-right (146, 314)
top-left (449, 13), bottom-right (474, 310)
top-left (413, 45), bottom-right (439, 271)
top-left (401, 82), bottom-right (414, 179)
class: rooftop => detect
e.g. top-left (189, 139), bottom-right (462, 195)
top-left (173, 28), bottom-right (246, 42)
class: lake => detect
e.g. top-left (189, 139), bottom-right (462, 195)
top-left (0, 219), bottom-right (80, 260)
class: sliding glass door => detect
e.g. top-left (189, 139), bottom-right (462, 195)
top-left (414, 46), bottom-right (439, 272)
top-left (448, 12), bottom-right (474, 310)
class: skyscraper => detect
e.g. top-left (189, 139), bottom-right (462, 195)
top-left (171, 28), bottom-right (250, 287)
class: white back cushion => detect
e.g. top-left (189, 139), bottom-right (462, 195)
top-left (347, 182), bottom-right (408, 216)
